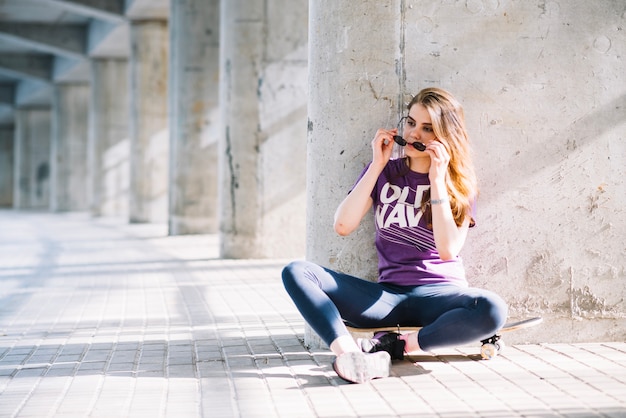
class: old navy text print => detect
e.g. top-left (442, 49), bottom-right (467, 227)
top-left (375, 183), bottom-right (436, 251)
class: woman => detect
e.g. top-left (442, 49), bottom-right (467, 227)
top-left (282, 87), bottom-right (508, 384)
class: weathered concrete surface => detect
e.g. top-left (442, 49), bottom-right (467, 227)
top-left (0, 126), bottom-right (13, 207)
top-left (307, 1), bottom-right (403, 277)
top-left (13, 108), bottom-right (51, 209)
top-left (402, 0), bottom-right (626, 343)
top-left (218, 0), bottom-right (307, 258)
top-left (88, 59), bottom-right (130, 218)
top-left (128, 20), bottom-right (169, 224)
top-left (168, 0), bottom-right (220, 235)
top-left (50, 83), bottom-right (90, 212)
top-left (307, 0), bottom-right (625, 345)
top-left (305, 1), bottom-right (403, 347)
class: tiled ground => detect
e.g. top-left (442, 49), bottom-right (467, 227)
top-left (0, 210), bottom-right (625, 417)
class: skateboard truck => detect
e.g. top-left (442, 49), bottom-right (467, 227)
top-left (479, 317), bottom-right (543, 359)
top-left (480, 334), bottom-right (504, 360)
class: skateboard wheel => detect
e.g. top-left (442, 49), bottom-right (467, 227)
top-left (495, 340), bottom-right (505, 353)
top-left (480, 343), bottom-right (498, 360)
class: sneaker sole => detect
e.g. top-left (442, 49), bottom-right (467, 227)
top-left (333, 351), bottom-right (391, 384)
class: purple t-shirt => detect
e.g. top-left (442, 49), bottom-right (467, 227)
top-left (354, 158), bottom-right (471, 287)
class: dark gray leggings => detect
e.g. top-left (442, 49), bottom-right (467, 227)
top-left (282, 260), bottom-right (508, 351)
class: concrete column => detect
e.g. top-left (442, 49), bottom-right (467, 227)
top-left (128, 20), bottom-right (169, 223)
top-left (307, 2), bottom-right (402, 274)
top-left (13, 108), bottom-right (52, 209)
top-left (305, 2), bottom-right (402, 347)
top-left (51, 83), bottom-right (90, 212)
top-left (219, 0), bottom-right (308, 258)
top-left (88, 59), bottom-right (130, 218)
top-left (168, 0), bottom-right (220, 235)
top-left (0, 125), bottom-right (14, 207)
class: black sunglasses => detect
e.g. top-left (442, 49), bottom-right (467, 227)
top-left (392, 117), bottom-right (426, 151)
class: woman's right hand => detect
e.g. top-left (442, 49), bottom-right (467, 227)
top-left (335, 128), bottom-right (394, 236)
top-left (371, 128), bottom-right (396, 169)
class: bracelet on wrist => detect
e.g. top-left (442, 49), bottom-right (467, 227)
top-left (430, 198), bottom-right (448, 205)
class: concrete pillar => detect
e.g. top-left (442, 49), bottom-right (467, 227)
top-left (128, 20), bottom-right (169, 223)
top-left (51, 83), bottom-right (90, 212)
top-left (307, 2), bottom-right (401, 275)
top-left (0, 125), bottom-right (14, 207)
top-left (88, 59), bottom-right (130, 218)
top-left (168, 0), bottom-right (220, 235)
top-left (219, 0), bottom-right (308, 258)
top-left (304, 2), bottom-right (403, 348)
top-left (13, 108), bottom-right (52, 209)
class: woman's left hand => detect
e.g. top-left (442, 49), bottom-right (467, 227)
top-left (425, 140), bottom-right (450, 184)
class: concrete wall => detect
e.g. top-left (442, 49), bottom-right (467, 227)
top-left (0, 126), bottom-right (13, 207)
top-left (307, 0), bottom-right (625, 345)
top-left (404, 0), bottom-right (625, 343)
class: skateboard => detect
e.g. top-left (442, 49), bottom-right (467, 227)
top-left (344, 317), bottom-right (543, 360)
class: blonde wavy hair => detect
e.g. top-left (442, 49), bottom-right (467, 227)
top-left (408, 87), bottom-right (478, 227)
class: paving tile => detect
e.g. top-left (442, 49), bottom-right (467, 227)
top-left (1, 211), bottom-right (626, 417)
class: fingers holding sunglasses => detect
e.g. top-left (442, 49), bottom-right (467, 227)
top-left (371, 128), bottom-right (396, 167)
top-left (425, 140), bottom-right (450, 182)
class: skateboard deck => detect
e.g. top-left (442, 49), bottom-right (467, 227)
top-left (344, 316), bottom-right (543, 360)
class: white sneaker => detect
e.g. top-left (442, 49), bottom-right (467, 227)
top-left (332, 351), bottom-right (391, 384)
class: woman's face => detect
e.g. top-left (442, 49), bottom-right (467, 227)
top-left (403, 103), bottom-right (438, 157)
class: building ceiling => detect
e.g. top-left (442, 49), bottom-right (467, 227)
top-left (0, 0), bottom-right (169, 124)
